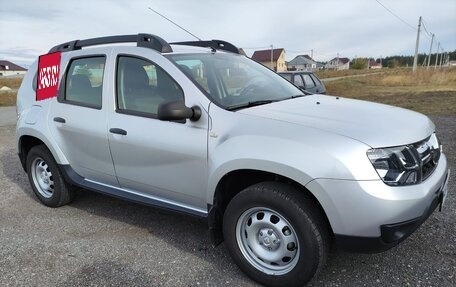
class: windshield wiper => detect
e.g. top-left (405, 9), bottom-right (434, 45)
top-left (291, 94), bottom-right (306, 98)
top-left (226, 100), bottom-right (279, 111)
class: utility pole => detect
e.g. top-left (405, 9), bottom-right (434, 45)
top-left (439, 48), bottom-right (444, 68)
top-left (434, 42), bottom-right (440, 69)
top-left (427, 33), bottom-right (434, 69)
top-left (412, 16), bottom-right (422, 72)
top-left (336, 53), bottom-right (339, 70)
top-left (311, 49), bottom-right (314, 59)
top-left (270, 44), bottom-right (273, 71)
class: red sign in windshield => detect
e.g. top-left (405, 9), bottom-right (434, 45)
top-left (36, 52), bottom-right (61, 101)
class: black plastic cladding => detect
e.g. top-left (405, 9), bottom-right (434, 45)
top-left (48, 34), bottom-right (240, 54)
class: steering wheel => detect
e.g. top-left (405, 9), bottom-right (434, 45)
top-left (239, 77), bottom-right (267, 98)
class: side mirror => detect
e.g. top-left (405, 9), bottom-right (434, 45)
top-left (157, 100), bottom-right (202, 122)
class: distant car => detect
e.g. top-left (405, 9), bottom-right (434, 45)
top-left (278, 71), bottom-right (326, 94)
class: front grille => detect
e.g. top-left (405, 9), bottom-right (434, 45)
top-left (413, 133), bottom-right (440, 181)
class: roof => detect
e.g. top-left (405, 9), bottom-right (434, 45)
top-left (329, 57), bottom-right (350, 65)
top-left (0, 60), bottom-right (27, 71)
top-left (368, 58), bottom-right (382, 66)
top-left (278, 71), bottom-right (314, 75)
top-left (251, 48), bottom-right (285, 62)
top-left (302, 55), bottom-right (315, 61)
top-left (288, 55), bottom-right (316, 66)
top-left (48, 34), bottom-right (241, 55)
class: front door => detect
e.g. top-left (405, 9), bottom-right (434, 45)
top-left (107, 54), bottom-right (208, 210)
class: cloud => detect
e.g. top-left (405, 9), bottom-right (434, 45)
top-left (0, 0), bottom-right (454, 64)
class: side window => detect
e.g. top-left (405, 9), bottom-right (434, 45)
top-left (293, 75), bottom-right (304, 87)
top-left (310, 74), bottom-right (322, 85)
top-left (116, 56), bottom-right (184, 116)
top-left (281, 74), bottom-right (292, 82)
top-left (64, 57), bottom-right (105, 108)
top-left (302, 74), bottom-right (316, 89)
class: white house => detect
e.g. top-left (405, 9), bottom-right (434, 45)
top-left (0, 60), bottom-right (27, 76)
top-left (325, 57), bottom-right (350, 70)
top-left (287, 55), bottom-right (318, 71)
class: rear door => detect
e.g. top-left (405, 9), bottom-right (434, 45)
top-left (48, 52), bottom-right (117, 186)
top-left (107, 49), bottom-right (208, 211)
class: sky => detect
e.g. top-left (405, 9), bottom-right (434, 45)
top-left (0, 0), bottom-right (455, 67)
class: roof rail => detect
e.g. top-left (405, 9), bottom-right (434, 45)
top-left (170, 40), bottom-right (240, 54)
top-left (48, 33), bottom-right (173, 53)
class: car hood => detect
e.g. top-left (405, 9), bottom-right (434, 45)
top-left (238, 95), bottom-right (434, 148)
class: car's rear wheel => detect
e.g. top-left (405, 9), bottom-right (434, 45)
top-left (223, 182), bottom-right (329, 287)
top-left (26, 145), bottom-right (74, 207)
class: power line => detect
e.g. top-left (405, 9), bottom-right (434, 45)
top-left (420, 19), bottom-right (433, 39)
top-left (374, 0), bottom-right (416, 31)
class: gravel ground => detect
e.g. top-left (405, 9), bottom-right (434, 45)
top-left (0, 115), bottom-right (455, 287)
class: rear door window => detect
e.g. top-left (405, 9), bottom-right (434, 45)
top-left (64, 56), bottom-right (105, 108)
top-left (310, 74), bottom-right (322, 85)
top-left (302, 74), bottom-right (316, 89)
top-left (293, 75), bottom-right (304, 87)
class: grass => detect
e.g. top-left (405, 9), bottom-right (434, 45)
top-left (323, 68), bottom-right (456, 116)
top-left (0, 77), bottom-right (23, 106)
top-left (315, 68), bottom-right (382, 79)
top-left (2, 68), bottom-right (456, 116)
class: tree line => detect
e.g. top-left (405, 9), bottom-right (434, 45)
top-left (381, 50), bottom-right (456, 68)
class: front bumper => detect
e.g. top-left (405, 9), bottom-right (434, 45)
top-left (306, 154), bottom-right (449, 253)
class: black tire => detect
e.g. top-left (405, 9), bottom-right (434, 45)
top-left (26, 145), bottom-right (74, 207)
top-left (223, 182), bottom-right (329, 287)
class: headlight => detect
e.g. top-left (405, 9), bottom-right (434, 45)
top-left (367, 134), bottom-right (442, 186)
top-left (367, 146), bottom-right (420, 186)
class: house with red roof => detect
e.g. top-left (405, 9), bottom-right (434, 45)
top-left (368, 58), bottom-right (382, 69)
top-left (251, 48), bottom-right (286, 71)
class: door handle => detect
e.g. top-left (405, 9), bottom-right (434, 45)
top-left (109, 128), bottom-right (127, 135)
top-left (53, 117), bottom-right (66, 123)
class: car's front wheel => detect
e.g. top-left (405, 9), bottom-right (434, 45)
top-left (223, 182), bottom-right (329, 287)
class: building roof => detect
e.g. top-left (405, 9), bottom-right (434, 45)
top-left (251, 48), bottom-right (285, 62)
top-left (302, 55), bottom-right (315, 61)
top-left (329, 57), bottom-right (350, 65)
top-left (0, 60), bottom-right (27, 71)
top-left (288, 55), bottom-right (317, 66)
top-left (368, 58), bottom-right (382, 67)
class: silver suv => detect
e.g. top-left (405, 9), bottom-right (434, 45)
top-left (16, 34), bottom-right (450, 287)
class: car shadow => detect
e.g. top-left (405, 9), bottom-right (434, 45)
top-left (0, 147), bottom-right (248, 283)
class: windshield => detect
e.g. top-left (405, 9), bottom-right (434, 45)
top-left (165, 53), bottom-right (305, 110)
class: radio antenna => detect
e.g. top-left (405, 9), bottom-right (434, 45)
top-left (147, 7), bottom-right (202, 41)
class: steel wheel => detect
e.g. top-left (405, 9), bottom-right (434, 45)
top-left (236, 207), bottom-right (300, 275)
top-left (30, 157), bottom-right (54, 199)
